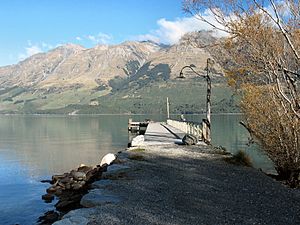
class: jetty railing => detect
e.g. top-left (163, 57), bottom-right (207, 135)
top-left (166, 119), bottom-right (203, 139)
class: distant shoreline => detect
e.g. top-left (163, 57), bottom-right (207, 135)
top-left (0, 112), bottom-right (243, 116)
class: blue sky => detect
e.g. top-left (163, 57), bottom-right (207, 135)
top-left (0, 0), bottom-right (213, 66)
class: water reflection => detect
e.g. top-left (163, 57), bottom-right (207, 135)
top-left (0, 115), bottom-right (130, 176)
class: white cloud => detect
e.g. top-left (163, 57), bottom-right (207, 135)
top-left (18, 45), bottom-right (42, 60)
top-left (18, 41), bottom-right (53, 61)
top-left (86, 32), bottom-right (112, 44)
top-left (75, 32), bottom-right (113, 45)
top-left (135, 34), bottom-right (160, 43)
top-left (136, 11), bottom-right (228, 45)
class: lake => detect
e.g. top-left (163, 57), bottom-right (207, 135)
top-left (0, 114), bottom-right (274, 224)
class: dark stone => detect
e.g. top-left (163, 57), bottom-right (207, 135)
top-left (71, 171), bottom-right (86, 181)
top-left (42, 194), bottom-right (54, 203)
top-left (55, 200), bottom-right (76, 211)
top-left (71, 183), bottom-right (83, 190)
top-left (182, 134), bottom-right (198, 145)
top-left (40, 179), bottom-right (52, 184)
top-left (46, 186), bottom-right (57, 194)
top-left (77, 166), bottom-right (93, 173)
top-left (41, 161), bottom-right (105, 219)
top-left (52, 174), bottom-right (66, 182)
top-left (59, 177), bottom-right (72, 184)
top-left (38, 210), bottom-right (60, 225)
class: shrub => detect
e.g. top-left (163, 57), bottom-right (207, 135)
top-left (225, 150), bottom-right (252, 167)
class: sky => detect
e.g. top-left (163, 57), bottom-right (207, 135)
top-left (0, 0), bottom-right (216, 66)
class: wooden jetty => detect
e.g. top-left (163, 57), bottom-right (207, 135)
top-left (128, 119), bottom-right (207, 146)
top-left (128, 119), bottom-right (149, 134)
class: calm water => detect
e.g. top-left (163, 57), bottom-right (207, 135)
top-left (0, 114), bottom-right (274, 224)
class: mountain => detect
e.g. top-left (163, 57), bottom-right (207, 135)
top-left (0, 31), bottom-right (239, 114)
top-left (0, 41), bottom-right (160, 89)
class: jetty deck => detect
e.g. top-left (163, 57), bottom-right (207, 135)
top-left (143, 122), bottom-right (185, 145)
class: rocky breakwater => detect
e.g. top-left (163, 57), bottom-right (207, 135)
top-left (39, 153), bottom-right (117, 225)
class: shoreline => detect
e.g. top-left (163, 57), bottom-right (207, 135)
top-left (48, 144), bottom-right (300, 225)
top-left (0, 112), bottom-right (243, 117)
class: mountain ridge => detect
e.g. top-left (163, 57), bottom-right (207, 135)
top-left (0, 31), bottom-right (239, 114)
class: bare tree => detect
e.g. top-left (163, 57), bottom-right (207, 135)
top-left (183, 0), bottom-right (300, 187)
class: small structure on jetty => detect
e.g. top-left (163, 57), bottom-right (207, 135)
top-left (128, 119), bottom-right (149, 134)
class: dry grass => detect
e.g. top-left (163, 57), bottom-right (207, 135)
top-left (130, 148), bottom-right (146, 153)
top-left (128, 154), bottom-right (145, 161)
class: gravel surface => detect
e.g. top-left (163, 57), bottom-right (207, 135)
top-left (58, 144), bottom-right (300, 225)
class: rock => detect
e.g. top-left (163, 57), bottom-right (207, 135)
top-left (100, 153), bottom-right (116, 166)
top-left (71, 183), bottom-right (83, 190)
top-left (42, 193), bottom-right (54, 203)
top-left (57, 182), bottom-right (66, 189)
top-left (80, 189), bottom-right (121, 207)
top-left (77, 166), bottom-right (92, 173)
top-left (86, 168), bottom-right (98, 181)
top-left (60, 176), bottom-right (72, 184)
top-left (46, 186), bottom-right (57, 194)
top-left (71, 171), bottom-right (86, 181)
top-left (40, 179), bottom-right (52, 183)
top-left (131, 135), bottom-right (145, 147)
top-left (55, 200), bottom-right (76, 211)
top-left (52, 173), bottom-right (68, 182)
top-left (55, 188), bottom-right (63, 196)
top-left (38, 210), bottom-right (59, 224)
top-left (182, 134), bottom-right (198, 145)
top-left (52, 216), bottom-right (89, 225)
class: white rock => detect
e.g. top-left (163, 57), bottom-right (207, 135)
top-left (131, 135), bottom-right (144, 146)
top-left (100, 153), bottom-right (116, 166)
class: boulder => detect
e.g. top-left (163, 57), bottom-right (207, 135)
top-left (46, 186), bottom-right (57, 194)
top-left (182, 134), bottom-right (198, 145)
top-left (71, 171), bottom-right (86, 181)
top-left (77, 166), bottom-right (93, 173)
top-left (71, 183), bottom-right (83, 190)
top-left (42, 193), bottom-right (54, 203)
top-left (38, 210), bottom-right (59, 224)
top-left (131, 135), bottom-right (144, 147)
top-left (100, 153), bottom-right (116, 166)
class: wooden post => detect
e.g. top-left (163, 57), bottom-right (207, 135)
top-left (128, 118), bottom-right (132, 131)
top-left (206, 58), bottom-right (212, 144)
top-left (166, 97), bottom-right (170, 119)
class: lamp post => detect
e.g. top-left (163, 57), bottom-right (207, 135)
top-left (178, 58), bottom-right (213, 144)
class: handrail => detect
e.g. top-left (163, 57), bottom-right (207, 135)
top-left (167, 119), bottom-right (202, 140)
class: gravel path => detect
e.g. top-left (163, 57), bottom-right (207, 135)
top-left (55, 145), bottom-right (300, 225)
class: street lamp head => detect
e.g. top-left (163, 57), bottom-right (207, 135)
top-left (189, 64), bottom-right (196, 68)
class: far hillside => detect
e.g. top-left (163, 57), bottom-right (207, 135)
top-left (0, 31), bottom-right (239, 114)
